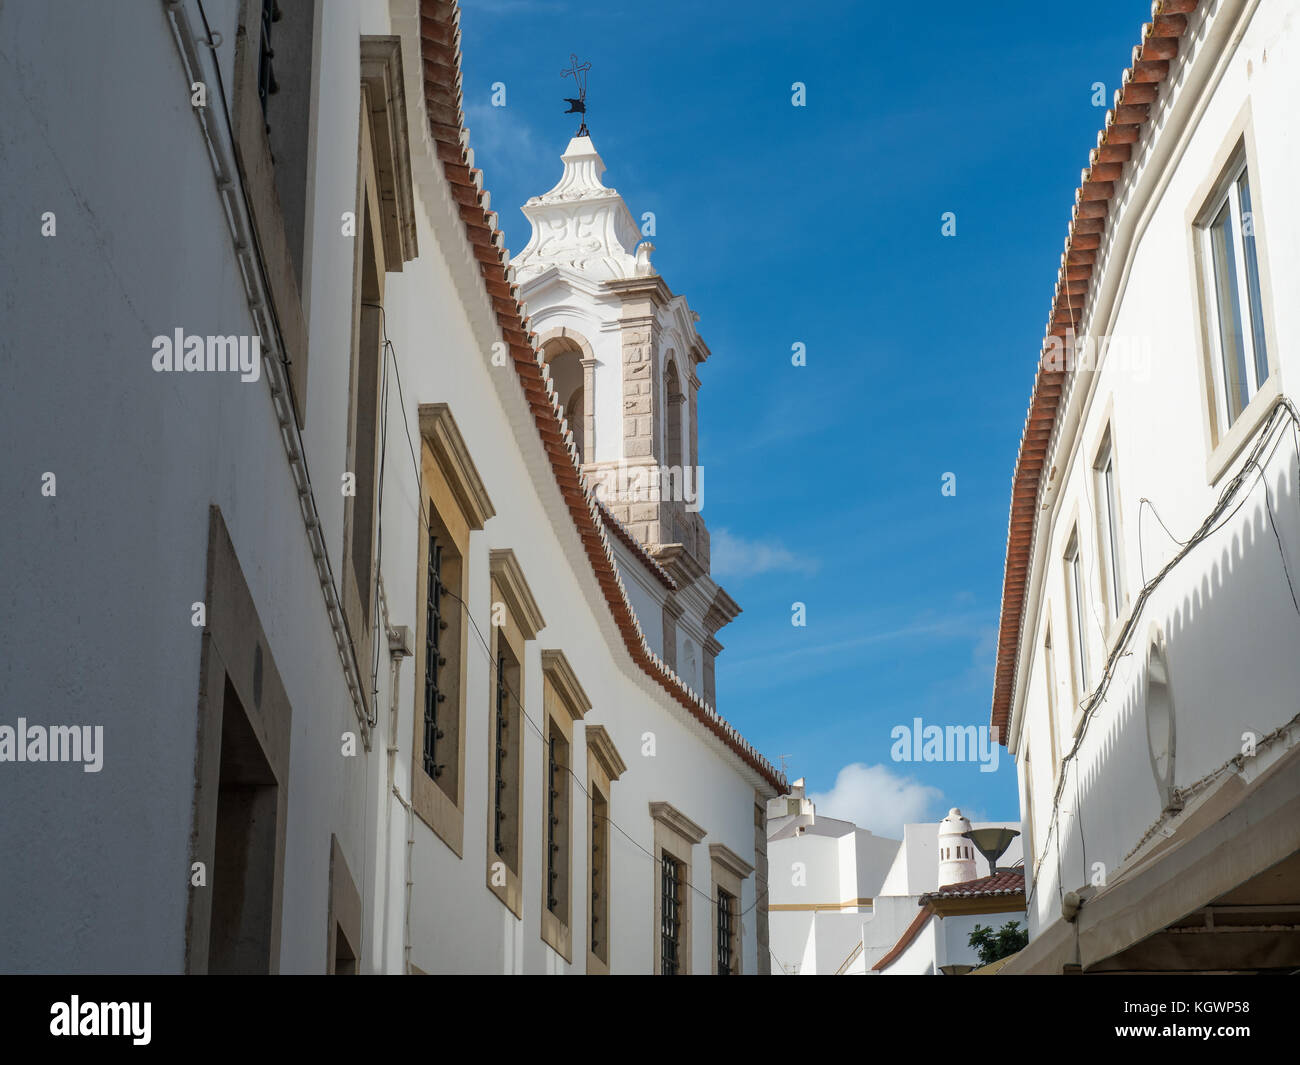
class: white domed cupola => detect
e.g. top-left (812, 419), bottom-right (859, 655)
top-left (937, 807), bottom-right (977, 888)
top-left (511, 135), bottom-right (642, 284)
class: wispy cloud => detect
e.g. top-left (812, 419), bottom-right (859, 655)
top-left (727, 610), bottom-right (990, 673)
top-left (807, 762), bottom-right (943, 838)
top-left (711, 528), bottom-right (818, 579)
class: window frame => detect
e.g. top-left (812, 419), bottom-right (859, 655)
top-left (1186, 116), bottom-right (1282, 486)
top-left (539, 650), bottom-right (591, 962)
top-left (411, 406), bottom-right (495, 857)
top-left (340, 38), bottom-right (421, 717)
top-left (229, 0), bottom-right (313, 421)
top-left (650, 801), bottom-right (706, 974)
top-left (483, 551), bottom-right (544, 917)
top-left (585, 724), bottom-right (626, 974)
top-left (340, 139), bottom-right (386, 716)
top-left (709, 842), bottom-right (753, 975)
top-left (1196, 153), bottom-right (1269, 432)
top-left (1063, 527), bottom-right (1090, 722)
top-left (1091, 426), bottom-right (1126, 629)
top-left (661, 853), bottom-right (684, 975)
top-left (1024, 747), bottom-right (1039, 881)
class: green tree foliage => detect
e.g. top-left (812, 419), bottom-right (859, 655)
top-left (968, 920), bottom-right (1028, 966)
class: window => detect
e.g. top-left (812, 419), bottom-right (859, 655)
top-left (661, 855), bottom-right (683, 975)
top-left (255, 0), bottom-right (278, 122)
top-left (1197, 153), bottom-right (1270, 429)
top-left (230, 1), bottom-right (319, 419)
top-left (1063, 529), bottom-right (1089, 706)
top-left (341, 38), bottom-right (420, 707)
top-left (585, 724), bottom-right (625, 974)
top-left (664, 358), bottom-right (684, 471)
top-left (591, 789), bottom-right (609, 958)
top-left (546, 728), bottom-right (569, 918)
top-left (709, 843), bottom-right (751, 974)
top-left (540, 650), bottom-right (591, 961)
top-left (1093, 431), bottom-right (1125, 621)
top-left (650, 802), bottom-right (706, 974)
top-left (492, 651), bottom-right (513, 856)
top-left (422, 530), bottom-right (449, 783)
top-left (485, 551), bottom-right (544, 916)
top-left (412, 405), bottom-right (495, 856)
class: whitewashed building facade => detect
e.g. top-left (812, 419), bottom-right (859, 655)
top-left (766, 785), bottom-right (1022, 974)
top-left (992, 0), bottom-right (1300, 973)
top-left (0, 0), bottom-right (781, 974)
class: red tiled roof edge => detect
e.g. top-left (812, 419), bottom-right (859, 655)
top-left (871, 907), bottom-right (934, 972)
top-left (991, 0), bottom-right (1200, 746)
top-left (418, 0), bottom-right (784, 792)
top-left (920, 870), bottom-right (1026, 903)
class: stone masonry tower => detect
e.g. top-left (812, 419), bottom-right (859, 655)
top-left (511, 134), bottom-right (739, 702)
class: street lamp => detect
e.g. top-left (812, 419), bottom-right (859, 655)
top-left (962, 827), bottom-right (1020, 877)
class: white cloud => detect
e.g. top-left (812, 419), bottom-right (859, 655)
top-left (807, 763), bottom-right (943, 838)
top-left (710, 528), bottom-right (818, 579)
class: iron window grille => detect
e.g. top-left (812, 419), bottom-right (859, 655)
top-left (422, 532), bottom-right (447, 780)
top-left (493, 652), bottom-right (507, 857)
top-left (547, 735), bottom-right (560, 912)
top-left (661, 855), bottom-right (682, 974)
top-left (591, 810), bottom-right (602, 952)
top-left (257, 0), bottom-right (280, 121)
top-left (717, 890), bottom-right (734, 975)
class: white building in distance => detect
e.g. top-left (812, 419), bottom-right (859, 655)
top-left (0, 0), bottom-right (781, 974)
top-left (767, 784), bottom-right (1022, 974)
top-left (992, 0), bottom-right (1300, 973)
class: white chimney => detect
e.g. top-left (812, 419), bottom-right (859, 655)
top-left (937, 808), bottom-right (977, 888)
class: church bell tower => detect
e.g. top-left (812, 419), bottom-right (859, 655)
top-left (511, 133), bottom-right (739, 703)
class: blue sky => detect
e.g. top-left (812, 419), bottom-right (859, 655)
top-left (460, 0), bottom-right (1145, 836)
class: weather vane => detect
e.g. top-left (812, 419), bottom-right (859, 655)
top-left (562, 54), bottom-right (591, 136)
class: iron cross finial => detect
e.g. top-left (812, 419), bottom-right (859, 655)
top-left (561, 54), bottom-right (591, 136)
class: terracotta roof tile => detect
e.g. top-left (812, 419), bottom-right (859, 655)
top-left (922, 870), bottom-right (1026, 902)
